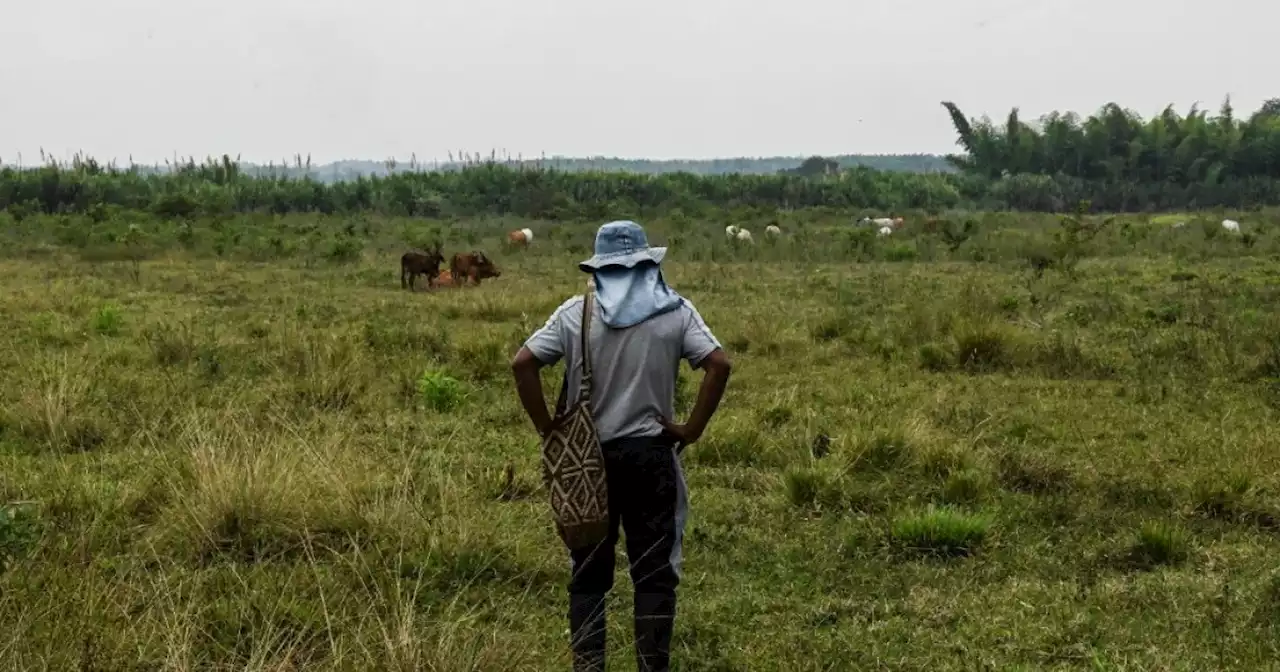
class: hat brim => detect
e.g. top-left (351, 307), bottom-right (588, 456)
top-left (579, 247), bottom-right (666, 272)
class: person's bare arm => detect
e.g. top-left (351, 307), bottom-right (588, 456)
top-left (658, 348), bottom-right (731, 446)
top-left (511, 346), bottom-right (554, 437)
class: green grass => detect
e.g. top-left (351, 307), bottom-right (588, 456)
top-left (417, 369), bottom-right (466, 412)
top-left (890, 505), bottom-right (991, 558)
top-left (2, 211), bottom-right (1280, 669)
top-left (1126, 521), bottom-right (1192, 570)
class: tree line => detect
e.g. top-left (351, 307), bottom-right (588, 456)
top-left (2, 97), bottom-right (1280, 218)
top-left (0, 156), bottom-right (966, 220)
top-left (2, 153), bottom-right (954, 183)
top-left (943, 97), bottom-right (1280, 182)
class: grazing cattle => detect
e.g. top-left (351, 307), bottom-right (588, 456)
top-left (860, 216), bottom-right (897, 227)
top-left (725, 225), bottom-right (740, 239)
top-left (765, 224), bottom-right (782, 238)
top-left (1222, 219), bottom-right (1241, 233)
top-left (892, 217), bottom-right (905, 228)
top-left (507, 228), bottom-right (534, 247)
top-left (450, 251), bottom-right (502, 285)
top-left (433, 270), bottom-right (457, 287)
top-left (400, 244), bottom-right (444, 290)
top-left (878, 226), bottom-right (893, 236)
top-left (735, 228), bottom-right (753, 243)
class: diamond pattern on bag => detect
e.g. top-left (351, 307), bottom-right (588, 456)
top-left (539, 281), bottom-right (610, 550)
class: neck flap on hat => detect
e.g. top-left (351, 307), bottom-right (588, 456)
top-left (591, 263), bottom-right (684, 329)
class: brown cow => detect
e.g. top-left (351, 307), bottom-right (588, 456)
top-left (400, 243), bottom-right (444, 290)
top-left (450, 251), bottom-right (501, 286)
top-left (506, 227), bottom-right (533, 247)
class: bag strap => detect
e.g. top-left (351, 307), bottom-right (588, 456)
top-left (551, 279), bottom-right (597, 418)
top-left (579, 276), bottom-right (595, 398)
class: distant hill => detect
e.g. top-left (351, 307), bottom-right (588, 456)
top-left (294, 154), bottom-right (955, 182)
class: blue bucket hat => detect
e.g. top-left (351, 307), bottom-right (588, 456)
top-left (578, 220), bottom-right (667, 272)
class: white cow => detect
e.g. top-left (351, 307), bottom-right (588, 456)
top-left (519, 227), bottom-right (533, 244)
top-left (1222, 219), bottom-right (1241, 233)
top-left (765, 225), bottom-right (782, 238)
top-left (878, 226), bottom-right (893, 236)
top-left (861, 217), bottom-right (895, 227)
top-left (736, 228), bottom-right (754, 243)
top-left (725, 225), bottom-right (740, 239)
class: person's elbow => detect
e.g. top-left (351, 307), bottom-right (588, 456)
top-left (511, 346), bottom-right (547, 375)
top-left (701, 348), bottom-right (732, 376)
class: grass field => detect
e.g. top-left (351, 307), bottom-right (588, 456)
top-left (3, 212), bottom-right (1280, 670)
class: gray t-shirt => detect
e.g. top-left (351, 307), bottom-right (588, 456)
top-left (523, 295), bottom-right (722, 443)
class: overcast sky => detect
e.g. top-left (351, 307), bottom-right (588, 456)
top-left (1, 0), bottom-right (1275, 165)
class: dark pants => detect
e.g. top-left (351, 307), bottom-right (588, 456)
top-left (567, 434), bottom-right (687, 672)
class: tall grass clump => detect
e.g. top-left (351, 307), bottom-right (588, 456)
top-left (953, 322), bottom-right (1017, 373)
top-left (91, 303), bottom-right (124, 336)
top-left (853, 432), bottom-right (914, 472)
top-left (281, 333), bottom-right (370, 412)
top-left (890, 505), bottom-right (990, 558)
top-left (144, 320), bottom-right (200, 366)
top-left (940, 469), bottom-right (989, 506)
top-left (417, 370), bottom-right (465, 412)
top-left (7, 355), bottom-right (108, 453)
top-left (918, 342), bottom-right (953, 372)
top-left (783, 467), bottom-right (845, 510)
top-left (146, 414), bottom-right (421, 565)
top-left (0, 503), bottom-right (41, 572)
top-left (1126, 521), bottom-right (1191, 569)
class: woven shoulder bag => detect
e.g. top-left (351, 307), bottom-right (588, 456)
top-left (540, 278), bottom-right (610, 551)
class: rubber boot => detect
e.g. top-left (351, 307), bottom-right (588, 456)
top-left (569, 593), bottom-right (607, 672)
top-left (633, 592), bottom-right (676, 672)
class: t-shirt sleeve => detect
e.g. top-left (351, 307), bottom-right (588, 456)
top-left (681, 301), bottom-right (722, 367)
top-left (522, 297), bottom-right (578, 365)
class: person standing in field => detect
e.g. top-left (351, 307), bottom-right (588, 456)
top-left (511, 220), bottom-right (732, 672)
